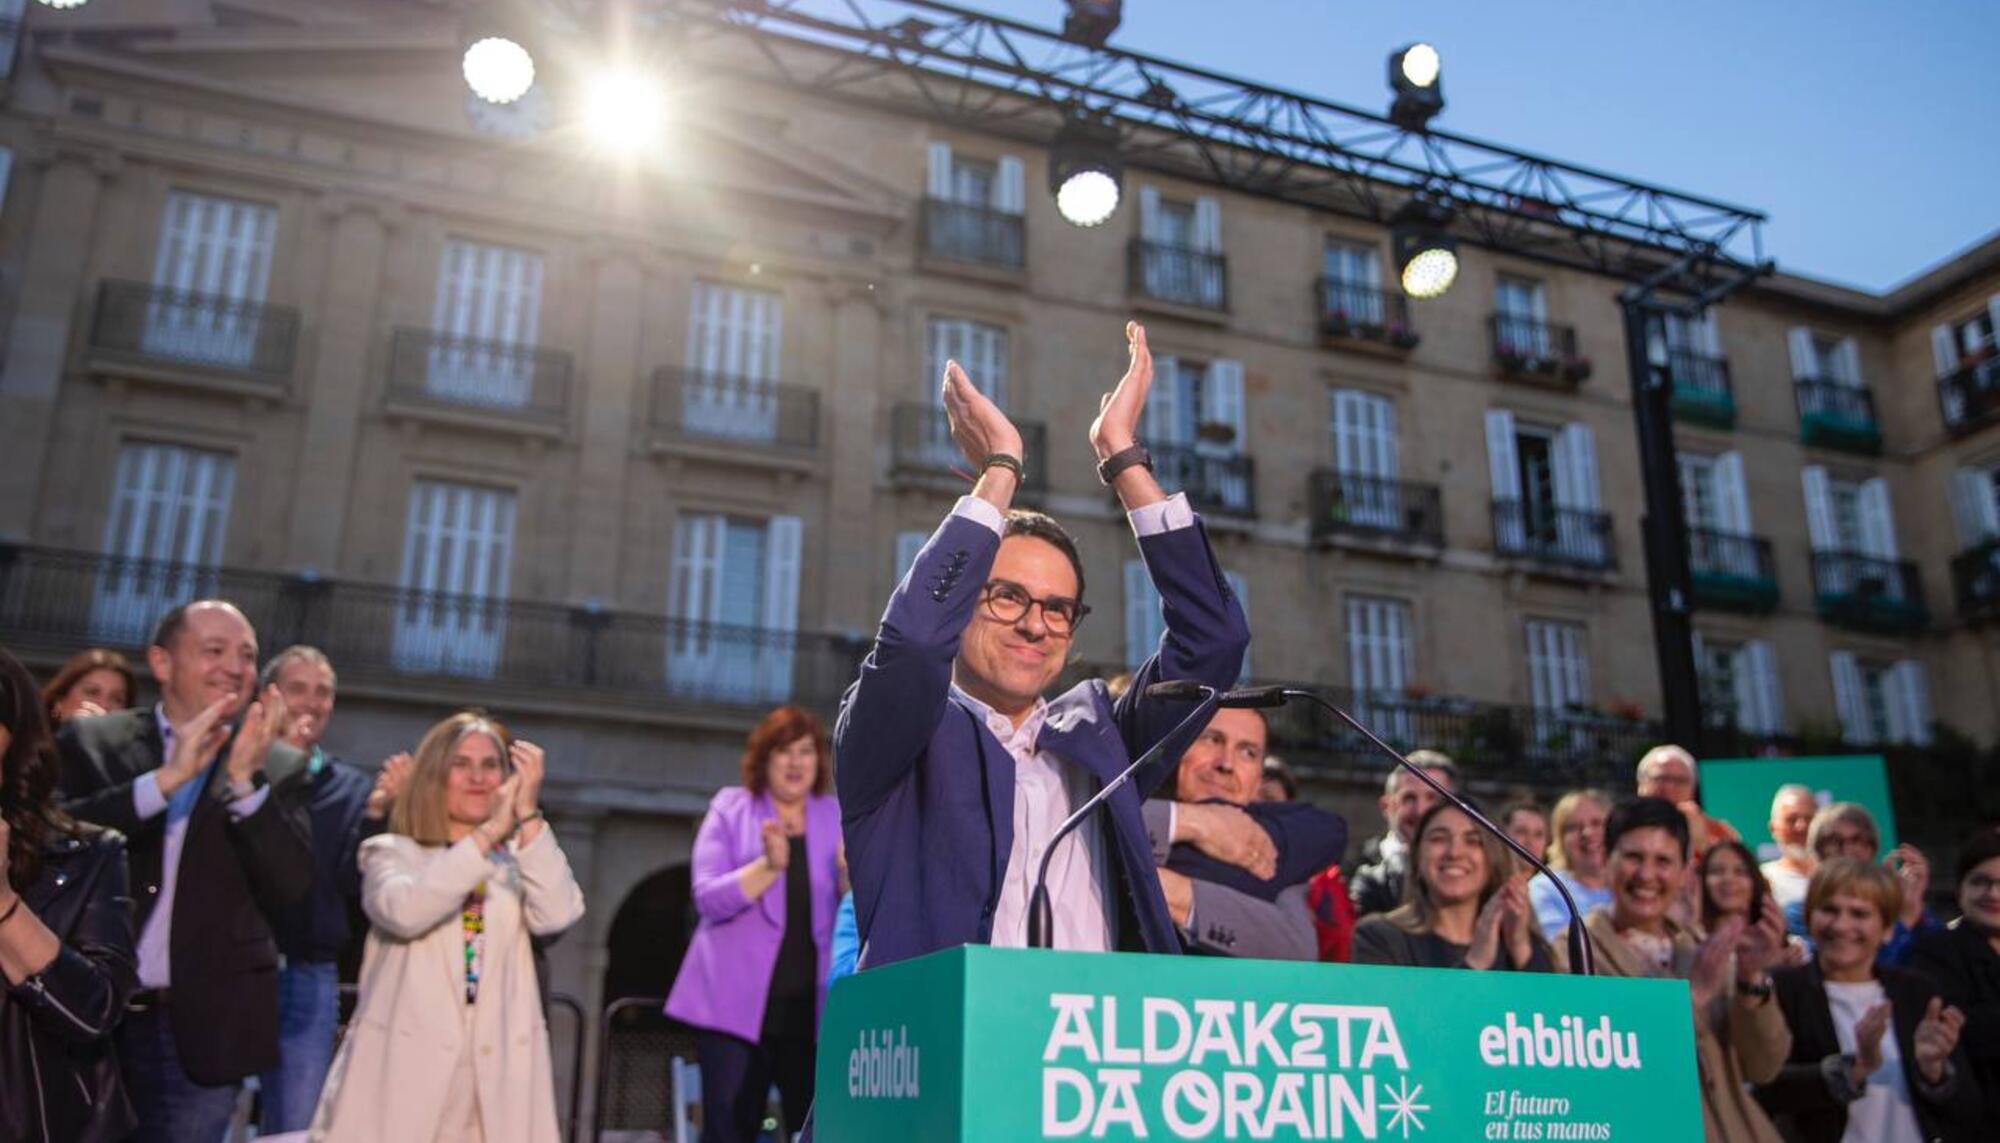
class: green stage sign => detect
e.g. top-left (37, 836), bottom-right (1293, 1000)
top-left (817, 947), bottom-right (1701, 1142)
top-left (1699, 755), bottom-right (1896, 863)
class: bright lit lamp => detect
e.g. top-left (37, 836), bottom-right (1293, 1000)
top-left (463, 36), bottom-right (537, 105)
top-left (1048, 115), bottom-right (1123, 228)
top-left (1398, 43), bottom-right (1441, 88)
top-left (582, 68), bottom-right (668, 154)
top-left (1390, 196), bottom-right (1459, 299)
top-left (35, 0), bottom-right (92, 9)
top-left (1387, 42), bottom-right (1446, 131)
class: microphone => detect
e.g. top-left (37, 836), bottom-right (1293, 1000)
top-left (1269, 687), bottom-right (1596, 976)
top-left (1147, 681), bottom-right (1288, 708)
top-left (1027, 681), bottom-right (1220, 949)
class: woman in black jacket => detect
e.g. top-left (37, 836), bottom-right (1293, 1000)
top-left (1754, 857), bottom-right (1983, 1142)
top-left (0, 646), bottom-right (139, 1142)
top-left (1910, 827), bottom-right (2000, 1139)
top-left (1351, 801), bottom-right (1553, 972)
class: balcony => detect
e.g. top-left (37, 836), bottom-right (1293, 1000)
top-left (1491, 500), bottom-right (1615, 572)
top-left (919, 198), bottom-right (1025, 270)
top-left (1149, 444), bottom-right (1255, 519)
top-left (1795, 378), bottom-right (1882, 455)
top-left (1128, 240), bottom-right (1227, 312)
top-left (1488, 315), bottom-right (1590, 386)
top-left (1811, 550), bottom-right (1928, 632)
top-left (1315, 279), bottom-right (1418, 352)
top-left (1951, 539), bottom-right (2000, 621)
top-left (1668, 349), bottom-right (1736, 428)
top-left (0, 545), bottom-right (869, 713)
top-left (386, 328), bottom-right (573, 434)
top-left (1938, 354), bottom-right (2000, 436)
top-left (889, 404), bottom-right (1047, 493)
top-left (87, 279), bottom-right (301, 392)
top-left (1687, 527), bottom-right (1778, 612)
top-left (648, 369), bottom-right (820, 455)
top-left (1308, 471), bottom-right (1443, 548)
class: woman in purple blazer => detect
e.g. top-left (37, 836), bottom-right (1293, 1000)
top-left (665, 705), bottom-right (844, 1143)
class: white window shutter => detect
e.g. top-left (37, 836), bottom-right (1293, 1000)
top-left (1745, 641), bottom-right (1785, 737)
top-left (1800, 467), bottom-right (1836, 552)
top-left (1856, 477), bottom-right (1899, 560)
top-left (994, 156), bottom-right (1025, 215)
top-left (1124, 559), bottom-right (1162, 669)
top-left (894, 530), bottom-right (927, 585)
top-left (1951, 468), bottom-right (2000, 547)
top-left (1787, 327), bottom-right (1818, 380)
top-left (1192, 196), bottom-right (1223, 252)
top-left (1829, 652), bottom-right (1869, 744)
top-left (1371, 396), bottom-right (1399, 479)
top-left (1932, 325), bottom-right (1962, 379)
top-left (1730, 645), bottom-right (1761, 733)
top-left (1224, 569), bottom-right (1249, 681)
top-left (1330, 390), bottom-right (1354, 473)
top-left (1834, 339), bottom-right (1863, 387)
top-left (1138, 185), bottom-right (1162, 242)
top-left (1713, 451), bottom-right (1752, 534)
top-left (1143, 355), bottom-right (1179, 444)
top-left (926, 142), bottom-right (954, 199)
top-left (762, 516), bottom-right (803, 634)
top-left (1555, 422), bottom-right (1601, 511)
top-left (1484, 410), bottom-right (1520, 500)
top-left (1892, 661), bottom-right (1933, 746)
top-left (1204, 358), bottom-right (1247, 452)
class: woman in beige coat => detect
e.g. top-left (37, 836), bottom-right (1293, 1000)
top-left (310, 711), bottom-right (585, 1143)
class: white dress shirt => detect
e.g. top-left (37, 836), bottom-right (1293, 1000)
top-left (949, 491), bottom-right (1196, 952)
top-left (131, 704), bottom-right (272, 988)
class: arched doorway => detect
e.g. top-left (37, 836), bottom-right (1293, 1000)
top-left (602, 864), bottom-right (694, 1003)
top-left (595, 865), bottom-right (698, 1135)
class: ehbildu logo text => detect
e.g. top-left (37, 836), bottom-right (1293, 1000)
top-left (1478, 1012), bottom-right (1642, 1070)
top-left (847, 1026), bottom-right (921, 1099)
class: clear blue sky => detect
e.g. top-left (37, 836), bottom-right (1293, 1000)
top-left (959, 0), bottom-right (2000, 292)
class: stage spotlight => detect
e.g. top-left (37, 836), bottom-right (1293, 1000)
top-left (1062, 0), bottom-right (1122, 48)
top-left (1390, 196), bottom-right (1459, 299)
top-left (582, 68), bottom-right (667, 154)
top-left (463, 36), bottom-right (537, 105)
top-left (1387, 42), bottom-right (1445, 132)
top-left (36, 0), bottom-right (91, 8)
top-left (1048, 115), bottom-right (1123, 228)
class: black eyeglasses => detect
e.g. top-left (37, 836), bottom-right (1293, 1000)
top-left (980, 580), bottom-right (1089, 634)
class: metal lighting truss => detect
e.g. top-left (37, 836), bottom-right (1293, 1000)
top-left (628, 0), bottom-right (1767, 286)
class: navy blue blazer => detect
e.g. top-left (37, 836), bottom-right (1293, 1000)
top-left (836, 508), bottom-right (1250, 970)
top-left (1165, 801), bottom-right (1349, 903)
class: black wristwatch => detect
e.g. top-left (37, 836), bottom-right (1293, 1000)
top-left (1096, 444), bottom-right (1153, 486)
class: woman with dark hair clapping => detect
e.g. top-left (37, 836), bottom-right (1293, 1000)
top-left (1, 646), bottom-right (139, 1142)
top-left (40, 648), bottom-right (135, 726)
top-left (1351, 801), bottom-right (1552, 972)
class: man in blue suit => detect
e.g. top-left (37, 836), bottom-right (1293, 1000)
top-left (836, 320), bottom-right (1250, 969)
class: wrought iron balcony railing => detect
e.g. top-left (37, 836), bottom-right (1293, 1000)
top-left (1938, 355), bottom-right (2000, 435)
top-left (1309, 471), bottom-right (1443, 546)
top-left (1811, 550), bottom-right (1928, 631)
top-left (1314, 279), bottom-right (1417, 349)
top-left (920, 198), bottom-right (1026, 269)
top-left (649, 369), bottom-right (820, 450)
top-left (388, 328), bottom-right (573, 428)
top-left (1668, 349), bottom-right (1735, 427)
top-left (1687, 527), bottom-right (1778, 611)
top-left (1148, 444), bottom-right (1255, 518)
top-left (1795, 378), bottom-right (1881, 454)
top-left (1488, 315), bottom-right (1588, 382)
top-left (0, 545), bottom-right (869, 712)
top-left (1491, 500), bottom-right (1615, 570)
top-left (88, 279), bottom-right (301, 383)
top-left (1128, 240), bottom-right (1228, 310)
top-left (1952, 539), bottom-right (2000, 620)
top-left (889, 404), bottom-right (1047, 492)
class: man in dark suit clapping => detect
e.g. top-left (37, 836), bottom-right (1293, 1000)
top-left (58, 599), bottom-right (312, 1143)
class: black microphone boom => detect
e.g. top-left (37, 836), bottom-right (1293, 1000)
top-left (1275, 687), bottom-right (1596, 976)
top-left (1147, 680), bottom-right (1287, 708)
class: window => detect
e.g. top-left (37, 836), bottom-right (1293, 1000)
top-left (925, 144), bottom-right (1024, 215)
top-left (1137, 187), bottom-right (1223, 307)
top-left (1932, 303), bottom-right (2000, 380)
top-left (1494, 276), bottom-right (1549, 356)
top-left (91, 442), bottom-right (236, 642)
top-left (1801, 468), bottom-right (1897, 557)
top-left (1125, 563), bottom-right (1248, 681)
top-left (145, 191), bottom-right (279, 367)
top-left (1348, 595), bottom-right (1414, 742)
top-left (683, 281), bottom-right (783, 441)
top-left (392, 481), bottom-right (516, 678)
top-left (1524, 620), bottom-right (1590, 748)
top-left (1322, 240), bottom-right (1386, 325)
top-left (1950, 464), bottom-right (2000, 548)
top-left (1679, 451), bottom-right (1751, 534)
top-left (1787, 328), bottom-right (1862, 386)
top-left (0, 0), bottom-right (22, 82)
top-left (1486, 411), bottom-right (1603, 564)
top-left (668, 514), bottom-right (802, 703)
top-left (427, 238), bottom-right (544, 407)
top-left (921, 317), bottom-right (1009, 467)
top-left (894, 530), bottom-right (927, 585)
top-left (1830, 654), bottom-right (1930, 746)
top-left (923, 144), bottom-right (1025, 265)
top-left (1330, 390), bottom-right (1399, 528)
top-left (1145, 356), bottom-right (1248, 513)
top-left (1696, 637), bottom-right (1784, 736)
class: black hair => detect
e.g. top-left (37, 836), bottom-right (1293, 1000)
top-left (1, 646), bottom-right (80, 891)
top-left (1957, 826), bottom-right (2000, 885)
top-left (1604, 796), bottom-right (1690, 862)
top-left (1003, 510), bottom-right (1087, 606)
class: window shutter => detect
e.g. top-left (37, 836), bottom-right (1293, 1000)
top-left (894, 530), bottom-right (928, 585)
top-left (1856, 477), bottom-right (1899, 560)
top-left (1484, 410), bottom-right (1520, 500)
top-left (1891, 661), bottom-right (1933, 746)
top-left (1330, 391), bottom-right (1355, 473)
top-left (1138, 185), bottom-right (1162, 242)
top-left (762, 516), bottom-right (803, 634)
top-left (1124, 559), bottom-right (1162, 669)
top-left (1951, 468), bottom-right (2000, 546)
top-left (1554, 422), bottom-right (1601, 511)
top-left (1224, 569), bottom-right (1249, 681)
top-left (1787, 327), bottom-right (1818, 380)
top-left (670, 515), bottom-right (720, 623)
top-left (1203, 358), bottom-right (1247, 452)
top-left (1932, 325), bottom-right (1962, 379)
top-left (1713, 451), bottom-right (1752, 534)
top-left (1744, 641), bottom-right (1785, 737)
top-left (1834, 339), bottom-right (1862, 387)
top-left (1800, 467), bottom-right (1837, 552)
top-left (1829, 652), bottom-right (1869, 744)
top-left (994, 156), bottom-right (1025, 215)
top-left (1192, 196), bottom-right (1222, 253)
top-left (926, 142), bottom-right (954, 199)
top-left (1143, 355), bottom-right (1179, 444)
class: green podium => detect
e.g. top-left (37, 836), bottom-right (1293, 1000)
top-left (814, 946), bottom-right (1701, 1141)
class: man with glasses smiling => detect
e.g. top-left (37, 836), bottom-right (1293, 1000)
top-left (835, 321), bottom-right (1250, 968)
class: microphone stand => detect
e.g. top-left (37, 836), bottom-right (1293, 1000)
top-left (1277, 687), bottom-right (1596, 976)
top-left (1025, 683), bottom-right (1219, 950)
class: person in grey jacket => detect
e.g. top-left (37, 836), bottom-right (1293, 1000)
top-left (1141, 707), bottom-right (1343, 959)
